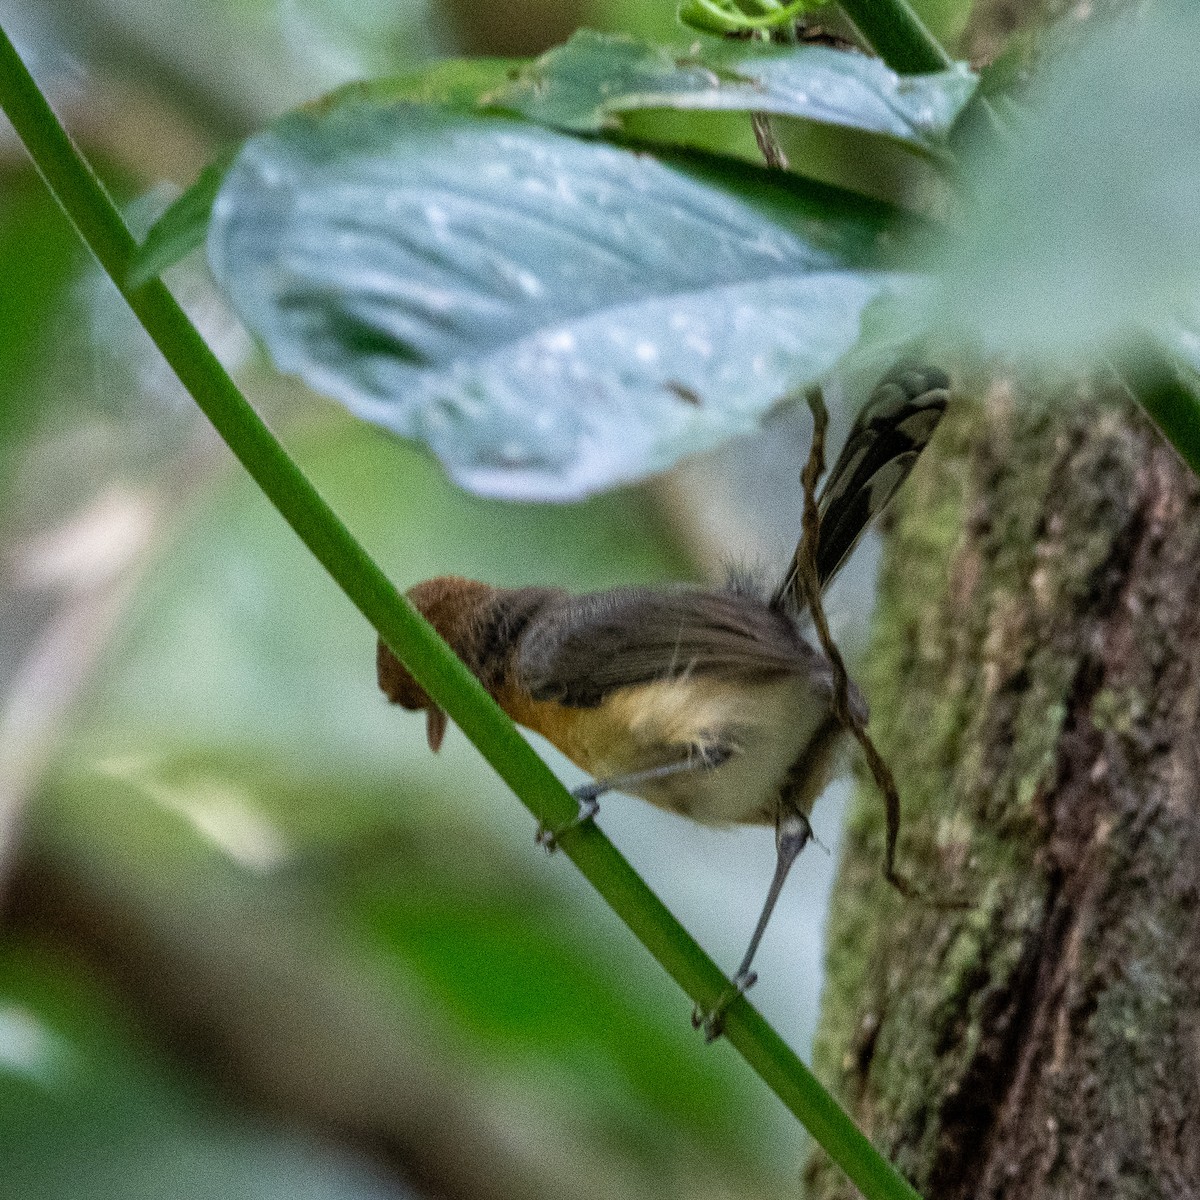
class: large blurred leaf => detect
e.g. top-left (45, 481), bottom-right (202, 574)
top-left (937, 4), bottom-right (1200, 358)
top-left (29, 419), bottom-right (787, 1188)
top-left (1164, 309), bottom-right (1200, 380)
top-left (208, 100), bottom-right (917, 499)
top-left (488, 30), bottom-right (976, 152)
top-left (352, 875), bottom-right (750, 1149)
top-left (0, 949), bottom-right (408, 1200)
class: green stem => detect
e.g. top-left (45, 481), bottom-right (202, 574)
top-left (837, 0), bottom-right (954, 72)
top-left (0, 25), bottom-right (922, 1200)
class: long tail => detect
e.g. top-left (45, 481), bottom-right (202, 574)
top-left (775, 363), bottom-right (950, 611)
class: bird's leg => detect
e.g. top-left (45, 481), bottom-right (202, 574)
top-left (536, 746), bottom-right (734, 850)
top-left (693, 806), bottom-right (812, 1042)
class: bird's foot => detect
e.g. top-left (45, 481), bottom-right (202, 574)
top-left (691, 969), bottom-right (758, 1043)
top-left (534, 786), bottom-right (601, 852)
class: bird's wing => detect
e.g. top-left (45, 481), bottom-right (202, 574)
top-left (517, 587), bottom-right (827, 708)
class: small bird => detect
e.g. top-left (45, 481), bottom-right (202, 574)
top-left (378, 364), bottom-right (949, 1035)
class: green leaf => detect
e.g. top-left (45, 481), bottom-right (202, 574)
top-left (1164, 314), bottom-right (1200, 383)
top-left (132, 33), bottom-right (973, 283)
top-left (127, 61), bottom-right (522, 285)
top-left (347, 55), bottom-right (523, 110)
top-left (488, 30), bottom-right (976, 153)
top-left (126, 153), bottom-right (234, 288)
top-left (208, 99), bottom-right (921, 500)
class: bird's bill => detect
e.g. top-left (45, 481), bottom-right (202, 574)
top-left (426, 706), bottom-right (448, 752)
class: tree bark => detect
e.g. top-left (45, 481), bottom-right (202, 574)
top-left (806, 367), bottom-right (1200, 1199)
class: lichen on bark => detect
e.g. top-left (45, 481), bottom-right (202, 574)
top-left (807, 367), bottom-right (1200, 1199)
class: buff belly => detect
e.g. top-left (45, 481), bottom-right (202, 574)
top-left (506, 675), bottom-right (841, 827)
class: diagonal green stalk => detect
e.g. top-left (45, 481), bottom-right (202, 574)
top-left (836, 0), bottom-right (952, 73)
top-left (0, 25), bottom-right (922, 1200)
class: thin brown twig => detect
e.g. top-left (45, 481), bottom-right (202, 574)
top-left (797, 386), bottom-right (917, 898)
top-left (751, 113), bottom-right (789, 170)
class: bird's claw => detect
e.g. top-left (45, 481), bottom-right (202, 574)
top-left (691, 970), bottom-right (758, 1042)
top-left (535, 790), bottom-right (601, 853)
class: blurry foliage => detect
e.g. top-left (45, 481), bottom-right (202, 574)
top-left (0, 947), bottom-right (407, 1200)
top-left (25, 0), bottom-right (453, 135)
top-left (938, 5), bottom-right (1200, 358)
top-left (8, 409), bottom-right (789, 1193)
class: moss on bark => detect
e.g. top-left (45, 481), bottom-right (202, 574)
top-left (807, 367), bottom-right (1200, 1198)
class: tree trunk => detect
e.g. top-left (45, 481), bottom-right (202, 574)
top-left (806, 367), bottom-right (1200, 1199)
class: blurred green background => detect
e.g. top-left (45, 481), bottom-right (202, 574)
top-left (0, 1), bottom-right (974, 1196)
